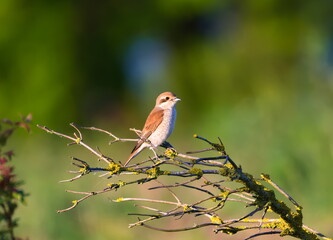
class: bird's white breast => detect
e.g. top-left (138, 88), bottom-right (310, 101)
top-left (148, 107), bottom-right (176, 147)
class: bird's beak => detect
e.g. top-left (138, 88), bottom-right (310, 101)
top-left (173, 97), bottom-right (181, 102)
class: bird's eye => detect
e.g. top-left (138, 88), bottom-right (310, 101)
top-left (165, 97), bottom-right (170, 100)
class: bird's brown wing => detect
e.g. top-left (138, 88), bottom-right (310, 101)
top-left (130, 107), bottom-right (164, 154)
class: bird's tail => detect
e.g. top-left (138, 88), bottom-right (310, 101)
top-left (123, 141), bottom-right (145, 166)
top-left (123, 152), bottom-right (135, 166)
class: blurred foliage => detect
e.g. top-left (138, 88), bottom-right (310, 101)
top-left (0, 116), bottom-right (30, 240)
top-left (0, 0), bottom-right (332, 239)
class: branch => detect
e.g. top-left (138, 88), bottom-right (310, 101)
top-left (38, 123), bottom-right (331, 240)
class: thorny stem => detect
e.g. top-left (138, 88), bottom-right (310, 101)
top-left (38, 123), bottom-right (331, 240)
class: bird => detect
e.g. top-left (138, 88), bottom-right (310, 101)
top-left (124, 92), bottom-right (180, 166)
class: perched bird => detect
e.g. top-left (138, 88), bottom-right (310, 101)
top-left (124, 92), bottom-right (180, 166)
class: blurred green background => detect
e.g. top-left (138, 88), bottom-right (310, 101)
top-left (1, 0), bottom-right (333, 239)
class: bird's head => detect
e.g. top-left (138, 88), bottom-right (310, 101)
top-left (155, 92), bottom-right (181, 109)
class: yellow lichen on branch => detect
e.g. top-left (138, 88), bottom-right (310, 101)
top-left (37, 124), bottom-right (330, 240)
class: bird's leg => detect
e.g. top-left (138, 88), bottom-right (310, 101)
top-left (146, 140), bottom-right (162, 161)
top-left (149, 147), bottom-right (160, 161)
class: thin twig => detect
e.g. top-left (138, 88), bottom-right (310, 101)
top-left (261, 174), bottom-right (301, 208)
top-left (37, 125), bottom-right (111, 164)
top-left (244, 231), bottom-right (282, 240)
